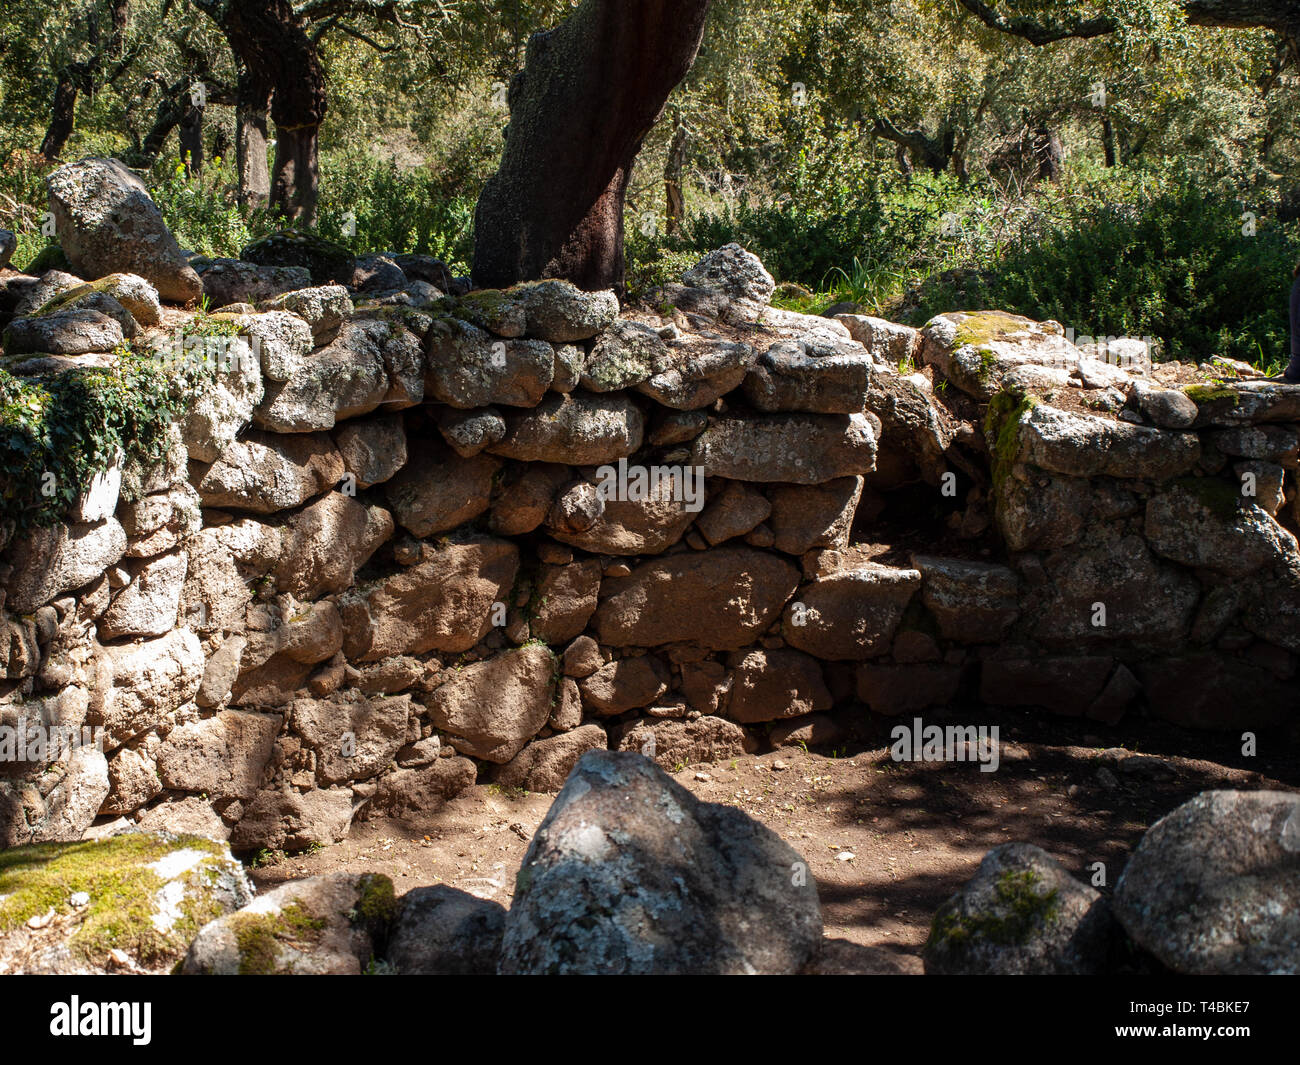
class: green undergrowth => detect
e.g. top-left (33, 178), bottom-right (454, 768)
top-left (0, 313), bottom-right (232, 527)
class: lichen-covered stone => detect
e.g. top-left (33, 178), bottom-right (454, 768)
top-left (498, 750), bottom-right (820, 974)
top-left (923, 843), bottom-right (1113, 975)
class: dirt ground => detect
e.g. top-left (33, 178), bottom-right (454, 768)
top-left (251, 708), bottom-right (1300, 974)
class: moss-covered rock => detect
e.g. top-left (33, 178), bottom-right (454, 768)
top-left (0, 832), bottom-right (251, 974)
top-left (179, 872), bottom-right (395, 975)
top-left (240, 230), bottom-right (356, 286)
top-left (923, 842), bottom-right (1114, 974)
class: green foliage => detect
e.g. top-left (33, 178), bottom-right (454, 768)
top-left (315, 152), bottom-right (478, 272)
top-left (0, 328), bottom-right (214, 527)
top-left (907, 175), bottom-right (1300, 366)
top-left (150, 156), bottom-right (267, 259)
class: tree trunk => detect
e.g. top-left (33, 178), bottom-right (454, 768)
top-left (664, 117), bottom-right (688, 235)
top-left (179, 103), bottom-right (204, 173)
top-left (270, 124), bottom-right (321, 224)
top-left (40, 75), bottom-right (81, 161)
top-left (235, 77), bottom-right (273, 209)
top-left (1033, 125), bottom-right (1064, 183)
top-left (473, 0), bottom-right (713, 294)
top-left (198, 0), bottom-right (325, 223)
top-left (1101, 116), bottom-right (1118, 168)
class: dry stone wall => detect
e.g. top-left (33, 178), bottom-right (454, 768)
top-left (2, 170), bottom-right (1299, 855)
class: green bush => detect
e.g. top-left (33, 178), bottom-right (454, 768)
top-left (149, 156), bottom-right (267, 259)
top-left (905, 179), bottom-right (1300, 369)
top-left (316, 153), bottom-right (477, 272)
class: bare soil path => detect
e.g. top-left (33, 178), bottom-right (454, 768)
top-left (251, 709), bottom-right (1300, 973)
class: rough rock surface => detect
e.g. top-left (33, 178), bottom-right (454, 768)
top-left (385, 886), bottom-right (506, 975)
top-left (46, 158), bottom-right (202, 302)
top-left (180, 872), bottom-right (394, 975)
top-left (1113, 790), bottom-right (1300, 974)
top-left (923, 843), bottom-right (1113, 975)
top-left (498, 750), bottom-right (821, 974)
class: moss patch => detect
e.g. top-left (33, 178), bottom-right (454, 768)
top-left (1174, 475), bottom-right (1242, 522)
top-left (983, 388), bottom-right (1039, 492)
top-left (0, 834), bottom-right (230, 967)
top-left (1183, 384), bottom-right (1240, 406)
top-left (952, 311), bottom-right (1022, 349)
top-left (349, 873), bottom-right (397, 934)
top-left (230, 900), bottom-right (327, 975)
top-left (926, 868), bottom-right (1061, 954)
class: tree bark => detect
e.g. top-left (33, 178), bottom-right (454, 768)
top-left (195, 0), bottom-right (326, 223)
top-left (40, 75), bottom-right (82, 161)
top-left (233, 72), bottom-right (273, 208)
top-left (179, 102), bottom-right (204, 173)
top-left (472, 0), bottom-right (712, 294)
top-left (1100, 116), bottom-right (1118, 168)
top-left (664, 117), bottom-right (688, 235)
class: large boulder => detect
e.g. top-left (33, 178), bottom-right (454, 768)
top-left (156, 709), bottom-right (282, 800)
top-left (920, 311), bottom-right (1080, 400)
top-left (193, 430), bottom-right (343, 513)
top-left (1144, 480), bottom-right (1299, 578)
top-left (491, 724), bottom-right (609, 792)
top-left (385, 886), bottom-right (506, 975)
top-left (527, 559), bottom-right (602, 644)
top-left (498, 750), bottom-right (821, 974)
top-left (742, 339), bottom-right (873, 414)
top-left (783, 564), bottom-right (921, 660)
top-left (637, 336), bottom-right (757, 410)
top-left (239, 231), bottom-right (355, 285)
top-left (273, 492), bottom-right (394, 600)
top-left (99, 629), bottom-right (205, 750)
top-left (179, 334), bottom-right (265, 463)
top-left (766, 478), bottom-right (862, 555)
top-left (290, 693), bottom-right (408, 785)
top-left (612, 716), bottom-right (751, 769)
top-left (578, 656), bottom-right (670, 715)
top-left (453, 280), bottom-right (618, 342)
top-left (384, 446), bottom-right (499, 537)
top-left (489, 393), bottom-right (645, 465)
top-left (98, 549), bottom-right (188, 639)
top-left (912, 555), bottom-right (1020, 643)
top-left (594, 548), bottom-right (800, 650)
top-left (229, 786), bottom-right (354, 852)
top-left (254, 319), bottom-right (418, 432)
top-left (193, 257), bottom-right (311, 307)
top-left (45, 158), bottom-right (202, 302)
top-left (1113, 790), bottom-right (1300, 974)
top-left (1011, 402), bottom-right (1201, 480)
top-left (923, 843), bottom-right (1114, 975)
top-left (580, 320), bottom-right (670, 392)
top-left (725, 648), bottom-right (831, 723)
top-left (546, 469), bottom-right (700, 556)
top-left (425, 318), bottom-right (554, 408)
top-left (0, 833), bottom-right (252, 974)
top-left (3, 518), bottom-right (127, 614)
